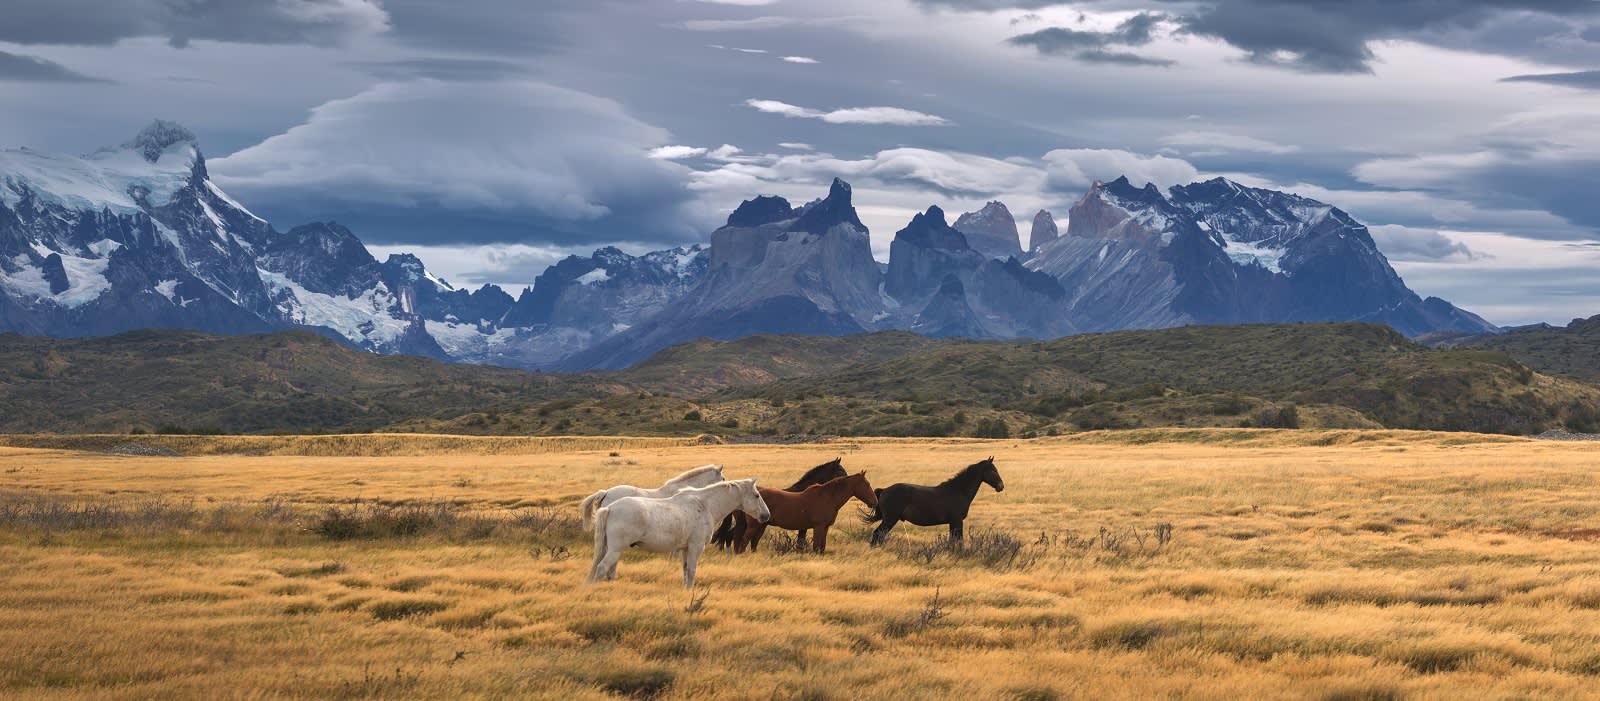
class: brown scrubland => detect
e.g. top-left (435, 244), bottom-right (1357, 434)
top-left (2, 429), bottom-right (1599, 700)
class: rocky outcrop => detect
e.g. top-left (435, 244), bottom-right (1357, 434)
top-left (1028, 209), bottom-right (1057, 255)
top-left (953, 201), bottom-right (1023, 261)
top-left (563, 179), bottom-right (883, 370)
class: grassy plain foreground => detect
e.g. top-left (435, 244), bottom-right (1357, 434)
top-left (3, 430), bottom-right (1600, 700)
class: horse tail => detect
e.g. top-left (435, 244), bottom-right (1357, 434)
top-left (579, 490), bottom-right (607, 531)
top-left (859, 488), bottom-right (884, 524)
top-left (711, 514), bottom-right (737, 549)
top-left (587, 505), bottom-right (611, 583)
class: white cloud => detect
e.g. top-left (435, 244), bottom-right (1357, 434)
top-left (1388, 232), bottom-right (1600, 325)
top-left (1040, 149), bottom-right (1201, 192)
top-left (1367, 224), bottom-right (1478, 261)
top-left (648, 145), bottom-right (707, 160)
top-left (744, 98), bottom-right (948, 125)
top-left (781, 56), bottom-right (820, 64)
top-left (777, 142), bottom-right (814, 150)
top-left (1161, 130), bottom-right (1300, 155)
top-left (684, 17), bottom-right (799, 31)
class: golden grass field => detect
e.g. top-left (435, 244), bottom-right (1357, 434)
top-left (3, 429), bottom-right (1600, 700)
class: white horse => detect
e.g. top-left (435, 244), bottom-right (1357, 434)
top-left (587, 478), bottom-right (770, 590)
top-left (578, 463), bottom-right (725, 530)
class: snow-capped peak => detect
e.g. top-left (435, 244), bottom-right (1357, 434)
top-left (122, 120), bottom-right (198, 163)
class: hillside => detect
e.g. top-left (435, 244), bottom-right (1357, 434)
top-left (1463, 315), bottom-right (1600, 383)
top-left (3, 324), bottom-right (1596, 437)
top-left (721, 323), bottom-right (1600, 436)
top-left (613, 331), bottom-right (948, 396)
top-left (0, 329), bottom-right (605, 434)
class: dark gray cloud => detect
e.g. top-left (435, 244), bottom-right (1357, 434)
top-left (0, 50), bottom-right (108, 82)
top-left (0, 0), bottom-right (386, 48)
top-left (1502, 70), bottom-right (1600, 89)
top-left (1178, 0), bottom-right (1599, 74)
top-left (934, 0), bottom-right (1600, 73)
top-left (1369, 225), bottom-right (1478, 261)
top-left (1075, 49), bottom-right (1176, 66)
top-left (378, 0), bottom-right (624, 55)
top-left (1008, 12), bottom-right (1170, 66)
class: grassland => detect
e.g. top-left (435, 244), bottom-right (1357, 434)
top-left (4, 430), bottom-right (1600, 699)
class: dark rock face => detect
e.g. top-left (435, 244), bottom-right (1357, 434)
top-left (726, 195), bottom-right (795, 228)
top-left (885, 206), bottom-right (984, 303)
top-left (41, 254), bottom-right (69, 295)
top-left (260, 222), bottom-right (382, 298)
top-left (953, 201), bottom-right (1023, 261)
top-left (793, 178), bottom-right (866, 235)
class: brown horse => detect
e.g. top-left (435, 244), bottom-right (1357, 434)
top-left (732, 472), bottom-right (878, 554)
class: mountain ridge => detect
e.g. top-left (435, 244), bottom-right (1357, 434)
top-left (2, 122), bottom-right (1499, 371)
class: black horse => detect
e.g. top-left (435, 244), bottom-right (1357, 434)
top-left (711, 457), bottom-right (849, 550)
top-left (863, 457), bottom-right (1004, 546)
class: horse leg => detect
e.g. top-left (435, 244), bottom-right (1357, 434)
top-left (682, 540), bottom-right (706, 590)
top-left (593, 543), bottom-right (623, 583)
top-left (732, 512), bottom-right (749, 554)
top-left (812, 526), bottom-right (829, 554)
top-left (748, 523), bottom-right (766, 552)
top-left (796, 528), bottom-right (809, 550)
top-left (870, 516), bottom-right (898, 547)
top-left (948, 520), bottom-right (964, 547)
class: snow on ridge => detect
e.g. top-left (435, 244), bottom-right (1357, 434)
top-left (257, 267), bottom-right (409, 348)
top-left (0, 141), bottom-right (195, 214)
top-left (424, 319), bottom-right (520, 359)
top-left (153, 279), bottom-right (179, 303)
top-left (1, 243), bottom-right (117, 308)
top-left (576, 268), bottom-right (611, 285)
top-left (1221, 235), bottom-right (1285, 274)
top-left (423, 268), bottom-right (453, 290)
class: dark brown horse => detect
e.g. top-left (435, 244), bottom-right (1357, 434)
top-left (711, 457), bottom-right (847, 550)
top-left (732, 472), bottom-right (878, 554)
top-left (863, 457), bottom-right (1003, 546)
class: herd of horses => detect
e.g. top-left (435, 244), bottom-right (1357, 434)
top-left (579, 457), bottom-right (1006, 589)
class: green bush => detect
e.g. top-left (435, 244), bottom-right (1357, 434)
top-left (972, 418), bottom-right (1010, 438)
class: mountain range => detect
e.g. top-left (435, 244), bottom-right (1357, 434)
top-left (1, 122), bottom-right (1497, 371)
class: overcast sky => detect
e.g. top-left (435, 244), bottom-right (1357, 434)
top-left (2, 0), bottom-right (1597, 325)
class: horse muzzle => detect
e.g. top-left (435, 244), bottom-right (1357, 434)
top-left (993, 480), bottom-right (1006, 492)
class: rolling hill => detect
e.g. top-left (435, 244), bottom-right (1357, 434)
top-left (2, 323), bottom-right (1595, 437)
top-left (1462, 315), bottom-right (1600, 384)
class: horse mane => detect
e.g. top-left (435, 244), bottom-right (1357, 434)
top-left (662, 463), bottom-right (722, 488)
top-left (788, 458), bottom-right (844, 490)
top-left (799, 471), bottom-right (858, 495)
top-left (938, 458), bottom-right (995, 489)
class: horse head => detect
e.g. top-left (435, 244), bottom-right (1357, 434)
top-left (849, 471), bottom-right (878, 507)
top-left (741, 478), bottom-right (771, 524)
top-left (825, 458), bottom-right (848, 479)
top-left (981, 457), bottom-right (1004, 492)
